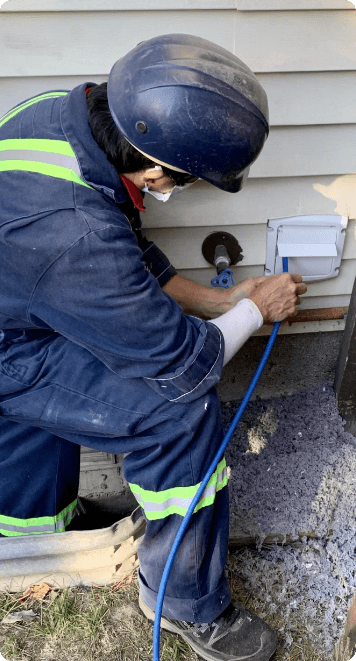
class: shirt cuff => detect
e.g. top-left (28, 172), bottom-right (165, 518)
top-left (144, 318), bottom-right (224, 402)
top-left (140, 238), bottom-right (177, 287)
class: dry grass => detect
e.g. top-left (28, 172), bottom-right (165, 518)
top-left (0, 577), bottom-right (197, 661)
top-left (0, 563), bottom-right (326, 661)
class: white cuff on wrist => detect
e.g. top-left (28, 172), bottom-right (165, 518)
top-left (208, 298), bottom-right (263, 366)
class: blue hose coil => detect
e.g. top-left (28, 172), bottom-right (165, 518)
top-left (153, 258), bottom-right (289, 661)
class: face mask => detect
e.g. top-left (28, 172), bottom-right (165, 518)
top-left (142, 180), bottom-right (196, 202)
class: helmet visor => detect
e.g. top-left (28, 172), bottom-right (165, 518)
top-left (203, 166), bottom-right (250, 193)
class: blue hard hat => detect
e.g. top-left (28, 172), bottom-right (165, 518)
top-left (108, 34), bottom-right (269, 193)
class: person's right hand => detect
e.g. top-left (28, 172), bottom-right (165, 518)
top-left (248, 273), bottom-right (307, 323)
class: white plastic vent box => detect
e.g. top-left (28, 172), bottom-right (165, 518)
top-left (264, 215), bottom-right (348, 282)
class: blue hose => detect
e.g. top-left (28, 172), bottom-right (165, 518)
top-left (152, 257), bottom-right (289, 661)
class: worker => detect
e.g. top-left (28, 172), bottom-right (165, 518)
top-left (0, 34), bottom-right (306, 661)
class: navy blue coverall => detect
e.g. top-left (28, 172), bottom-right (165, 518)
top-left (0, 84), bottom-right (231, 622)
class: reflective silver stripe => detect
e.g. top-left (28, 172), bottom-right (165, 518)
top-left (0, 149), bottom-right (82, 178)
top-left (0, 508), bottom-right (76, 535)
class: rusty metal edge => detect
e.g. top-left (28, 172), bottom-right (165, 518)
top-left (264, 307), bottom-right (348, 326)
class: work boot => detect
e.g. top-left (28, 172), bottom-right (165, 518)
top-left (139, 596), bottom-right (277, 661)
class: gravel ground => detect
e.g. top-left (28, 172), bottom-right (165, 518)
top-left (222, 382), bottom-right (356, 658)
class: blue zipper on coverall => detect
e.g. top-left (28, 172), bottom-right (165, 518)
top-left (153, 257), bottom-right (289, 661)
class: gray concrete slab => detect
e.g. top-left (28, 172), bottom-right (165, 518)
top-left (218, 330), bottom-right (343, 402)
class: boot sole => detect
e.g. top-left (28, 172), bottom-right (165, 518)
top-left (138, 596), bottom-right (277, 661)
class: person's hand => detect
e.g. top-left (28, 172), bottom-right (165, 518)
top-left (226, 276), bottom-right (270, 308)
top-left (248, 273), bottom-right (307, 322)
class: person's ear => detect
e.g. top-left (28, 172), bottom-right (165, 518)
top-left (142, 166), bottom-right (163, 184)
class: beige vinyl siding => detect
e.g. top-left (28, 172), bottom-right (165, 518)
top-left (251, 126), bottom-right (356, 178)
top-left (145, 221), bottom-right (356, 269)
top-left (179, 259), bottom-right (356, 306)
top-left (3, 70), bottom-right (356, 126)
top-left (0, 11), bottom-right (235, 76)
top-left (1, 11), bottom-right (356, 78)
top-left (259, 72), bottom-right (356, 126)
top-left (143, 177), bottom-right (356, 228)
top-left (0, 2), bottom-right (355, 330)
top-left (145, 222), bottom-right (356, 308)
top-left (0, 77), bottom-right (108, 119)
top-left (3, 71), bottom-right (356, 127)
top-left (1, 1), bottom-right (354, 11)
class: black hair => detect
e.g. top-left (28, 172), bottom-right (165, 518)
top-left (86, 83), bottom-right (154, 173)
top-left (86, 82), bottom-right (197, 186)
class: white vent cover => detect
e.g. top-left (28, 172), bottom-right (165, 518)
top-left (265, 215), bottom-right (348, 281)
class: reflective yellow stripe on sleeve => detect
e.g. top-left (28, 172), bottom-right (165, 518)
top-left (0, 92), bottom-right (68, 129)
top-left (0, 94), bottom-right (93, 189)
top-left (0, 138), bottom-right (93, 189)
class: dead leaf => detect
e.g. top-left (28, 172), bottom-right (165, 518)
top-left (17, 582), bottom-right (54, 603)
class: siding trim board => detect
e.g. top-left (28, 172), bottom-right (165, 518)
top-left (256, 318), bottom-right (346, 336)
